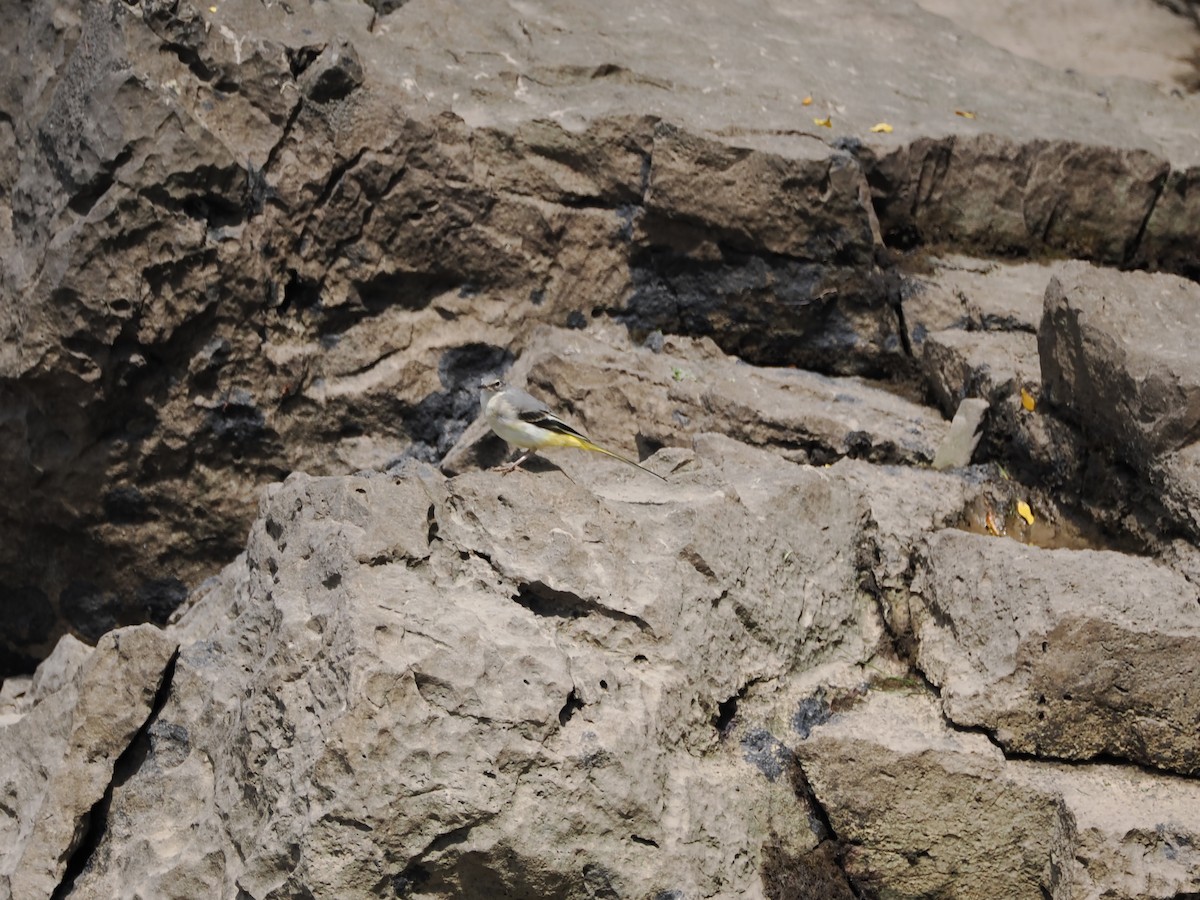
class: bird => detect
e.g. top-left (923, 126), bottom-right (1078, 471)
top-left (478, 377), bottom-right (666, 480)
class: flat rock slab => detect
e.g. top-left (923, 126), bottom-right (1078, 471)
top-left (374, 0), bottom-right (1200, 267)
top-left (911, 529), bottom-right (1200, 775)
top-left (444, 323), bottom-right (948, 475)
top-left (1040, 262), bottom-right (1200, 461)
top-left (794, 689), bottom-right (1200, 899)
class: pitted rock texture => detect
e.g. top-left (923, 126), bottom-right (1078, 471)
top-left (2, 0), bottom-right (1200, 669)
top-left (5, 445), bottom-right (1199, 898)
top-left (0, 625), bottom-right (176, 899)
top-left (44, 453), bottom-right (876, 899)
top-left (3, 0), bottom-right (1200, 897)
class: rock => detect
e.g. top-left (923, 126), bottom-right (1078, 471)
top-left (920, 0), bottom-right (1200, 89)
top-left (442, 323), bottom-right (948, 477)
top-left (6, 439), bottom-right (1198, 896)
top-left (58, 454), bottom-right (884, 898)
top-left (1155, 441), bottom-right (1200, 535)
top-left (905, 256), bottom-right (1088, 487)
top-left (794, 689), bottom-right (1200, 899)
top-left (300, 40), bottom-right (365, 104)
top-left (931, 396), bottom-right (989, 469)
top-left (1016, 762), bottom-right (1200, 900)
top-left (0, 625), bottom-right (176, 900)
top-left (2, 0), bottom-right (1200, 893)
top-left (795, 690), bottom-right (1073, 899)
top-left (910, 529), bottom-right (1200, 774)
top-left (3, 0), bottom-right (1200, 665)
top-left (1039, 263), bottom-right (1200, 462)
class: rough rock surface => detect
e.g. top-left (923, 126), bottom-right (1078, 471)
top-left (4, 448), bottom-right (1197, 897)
top-left (52, 449), bottom-right (878, 899)
top-left (795, 690), bottom-right (1200, 900)
top-left (911, 530), bottom-right (1200, 774)
top-left (3, 0), bottom-right (1200, 896)
top-left (443, 323), bottom-right (948, 476)
top-left (2, 0), bottom-right (1200, 668)
top-left (1041, 264), bottom-right (1200, 463)
top-left (0, 625), bottom-right (176, 899)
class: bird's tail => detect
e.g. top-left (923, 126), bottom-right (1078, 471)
top-left (572, 436), bottom-right (667, 481)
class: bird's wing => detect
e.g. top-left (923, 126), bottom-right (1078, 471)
top-left (501, 387), bottom-right (551, 415)
top-left (505, 389), bottom-right (591, 441)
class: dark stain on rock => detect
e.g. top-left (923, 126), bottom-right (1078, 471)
top-left (402, 343), bottom-right (513, 462)
top-left (625, 245), bottom-right (900, 376)
top-left (207, 390), bottom-right (267, 447)
top-left (792, 695), bottom-right (832, 740)
top-left (102, 486), bottom-right (152, 524)
top-left (135, 577), bottom-right (188, 625)
top-left (59, 580), bottom-right (120, 642)
top-left (148, 720), bottom-right (191, 769)
top-left (741, 728), bottom-right (793, 782)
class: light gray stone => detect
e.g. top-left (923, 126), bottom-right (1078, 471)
top-left (932, 396), bottom-right (990, 469)
top-left (65, 453), bottom-right (882, 898)
top-left (0, 625), bottom-right (176, 900)
top-left (1040, 262), bottom-right (1200, 462)
top-left (911, 529), bottom-right (1200, 774)
top-left (795, 689), bottom-right (1200, 900)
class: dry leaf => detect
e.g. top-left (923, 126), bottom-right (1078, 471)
top-left (985, 508), bottom-right (1003, 536)
top-left (1016, 501), bottom-right (1034, 525)
top-left (1020, 387), bottom-right (1036, 411)
top-left (869, 123), bottom-right (893, 133)
top-left (802, 96), bottom-right (813, 106)
top-left (955, 109), bottom-right (976, 119)
top-left (813, 116), bottom-right (832, 128)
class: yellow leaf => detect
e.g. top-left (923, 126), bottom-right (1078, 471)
top-left (955, 109), bottom-right (976, 119)
top-left (985, 509), bottom-right (1002, 536)
top-left (869, 123), bottom-right (893, 133)
top-left (1016, 501), bottom-right (1034, 525)
top-left (1020, 387), bottom-right (1036, 411)
top-left (802, 96), bottom-right (813, 106)
top-left (813, 116), bottom-right (832, 128)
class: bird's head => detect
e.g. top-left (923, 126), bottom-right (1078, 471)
top-left (478, 377), bottom-right (505, 397)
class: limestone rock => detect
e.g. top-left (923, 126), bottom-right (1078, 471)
top-left (906, 256), bottom-right (1088, 487)
top-left (61, 451), bottom-right (883, 898)
top-left (795, 689), bottom-right (1200, 899)
top-left (911, 529), bottom-right (1200, 774)
top-left (442, 323), bottom-right (948, 477)
top-left (1040, 263), bottom-right (1200, 462)
top-left (794, 690), bottom-right (1073, 899)
top-left (4, 0), bottom-right (1200, 669)
top-left (4, 0), bottom-right (1200, 891)
top-left (0, 625), bottom-right (176, 900)
top-left (1155, 440), bottom-right (1200, 534)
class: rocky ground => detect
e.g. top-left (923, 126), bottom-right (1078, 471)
top-left (2, 0), bottom-right (1200, 897)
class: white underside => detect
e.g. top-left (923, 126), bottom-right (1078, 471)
top-left (483, 393), bottom-right (555, 449)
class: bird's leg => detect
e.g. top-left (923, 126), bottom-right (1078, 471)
top-left (493, 448), bottom-right (536, 475)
